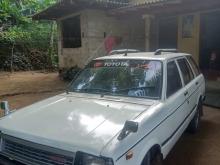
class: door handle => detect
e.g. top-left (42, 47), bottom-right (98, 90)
top-left (184, 91), bottom-right (188, 96)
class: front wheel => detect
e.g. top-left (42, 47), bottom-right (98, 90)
top-left (151, 152), bottom-right (163, 165)
top-left (142, 151), bottom-right (163, 165)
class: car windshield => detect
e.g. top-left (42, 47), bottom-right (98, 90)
top-left (69, 59), bottom-right (163, 99)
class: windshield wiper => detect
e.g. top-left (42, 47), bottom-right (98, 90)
top-left (74, 88), bottom-right (111, 93)
top-left (73, 88), bottom-right (114, 97)
top-left (116, 86), bottom-right (155, 92)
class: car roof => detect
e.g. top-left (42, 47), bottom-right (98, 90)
top-left (95, 52), bottom-right (191, 61)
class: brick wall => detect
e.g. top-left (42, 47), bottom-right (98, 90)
top-left (58, 9), bottom-right (145, 69)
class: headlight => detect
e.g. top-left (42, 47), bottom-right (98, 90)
top-left (76, 152), bottom-right (114, 165)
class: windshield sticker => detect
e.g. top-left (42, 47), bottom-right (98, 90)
top-left (104, 62), bottom-right (129, 67)
top-left (91, 60), bottom-right (159, 69)
top-left (136, 64), bottom-right (149, 69)
top-left (94, 62), bottom-right (104, 68)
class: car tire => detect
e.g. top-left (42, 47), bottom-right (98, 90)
top-left (142, 151), bottom-right (163, 165)
top-left (187, 100), bottom-right (202, 133)
top-left (151, 152), bottom-right (163, 165)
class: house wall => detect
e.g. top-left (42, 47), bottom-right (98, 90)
top-left (85, 10), bottom-right (145, 59)
top-left (58, 9), bottom-right (145, 69)
top-left (177, 13), bottom-right (200, 63)
top-left (153, 13), bottom-right (200, 64)
top-left (57, 11), bottom-right (89, 69)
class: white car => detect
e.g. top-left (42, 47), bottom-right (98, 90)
top-left (0, 49), bottom-right (205, 165)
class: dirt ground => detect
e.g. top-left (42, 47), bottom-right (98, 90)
top-left (164, 106), bottom-right (220, 165)
top-left (0, 72), bottom-right (220, 165)
top-left (0, 71), bottom-right (66, 110)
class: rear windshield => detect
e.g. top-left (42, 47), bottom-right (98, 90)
top-left (70, 59), bottom-right (163, 99)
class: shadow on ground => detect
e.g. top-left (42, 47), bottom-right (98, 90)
top-left (165, 106), bottom-right (220, 165)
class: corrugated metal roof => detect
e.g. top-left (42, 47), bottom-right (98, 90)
top-left (96, 0), bottom-right (129, 5)
top-left (96, 0), bottom-right (171, 6)
top-left (33, 0), bottom-right (129, 20)
top-left (114, 0), bottom-right (180, 13)
top-left (131, 0), bottom-right (168, 5)
top-left (33, 0), bottom-right (175, 20)
top-left (130, 0), bottom-right (173, 6)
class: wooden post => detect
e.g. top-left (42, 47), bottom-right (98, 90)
top-left (10, 42), bottom-right (15, 73)
top-left (49, 21), bottom-right (56, 68)
top-left (143, 15), bottom-right (153, 51)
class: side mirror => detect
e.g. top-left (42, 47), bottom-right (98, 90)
top-left (118, 121), bottom-right (138, 140)
top-left (0, 101), bottom-right (10, 116)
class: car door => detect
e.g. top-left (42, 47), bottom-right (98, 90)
top-left (176, 58), bottom-right (197, 115)
top-left (161, 59), bottom-right (190, 155)
top-left (186, 56), bottom-right (205, 103)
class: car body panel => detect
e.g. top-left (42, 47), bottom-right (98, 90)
top-left (0, 93), bottom-right (155, 156)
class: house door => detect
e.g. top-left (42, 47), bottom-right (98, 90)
top-left (158, 17), bottom-right (178, 49)
top-left (200, 10), bottom-right (220, 108)
top-left (200, 11), bottom-right (220, 79)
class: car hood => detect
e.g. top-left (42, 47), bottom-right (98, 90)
top-left (0, 93), bottom-right (155, 156)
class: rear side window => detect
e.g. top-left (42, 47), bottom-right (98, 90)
top-left (177, 58), bottom-right (194, 85)
top-left (187, 56), bottom-right (200, 76)
top-left (167, 61), bottom-right (183, 98)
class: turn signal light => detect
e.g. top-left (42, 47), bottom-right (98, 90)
top-left (126, 150), bottom-right (133, 160)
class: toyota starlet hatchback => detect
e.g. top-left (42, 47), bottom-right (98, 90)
top-left (0, 49), bottom-right (205, 165)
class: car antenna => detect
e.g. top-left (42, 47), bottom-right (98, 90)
top-left (124, 49), bottom-right (128, 56)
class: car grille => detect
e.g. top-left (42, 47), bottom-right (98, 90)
top-left (0, 134), bottom-right (74, 165)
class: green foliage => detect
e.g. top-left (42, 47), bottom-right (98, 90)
top-left (0, 0), bottom-right (58, 71)
top-left (0, 0), bottom-right (57, 27)
top-left (0, 0), bottom-right (25, 28)
top-left (1, 26), bottom-right (30, 42)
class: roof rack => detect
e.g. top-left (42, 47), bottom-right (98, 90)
top-left (109, 49), bottom-right (140, 56)
top-left (154, 49), bottom-right (178, 55)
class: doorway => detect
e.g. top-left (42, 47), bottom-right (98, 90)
top-left (200, 10), bottom-right (220, 108)
top-left (200, 11), bottom-right (220, 80)
top-left (158, 17), bottom-right (178, 49)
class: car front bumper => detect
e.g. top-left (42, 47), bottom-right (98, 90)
top-left (0, 155), bottom-right (23, 165)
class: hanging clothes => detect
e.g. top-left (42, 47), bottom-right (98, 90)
top-left (104, 36), bottom-right (117, 54)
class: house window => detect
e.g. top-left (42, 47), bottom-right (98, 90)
top-left (62, 15), bottom-right (81, 48)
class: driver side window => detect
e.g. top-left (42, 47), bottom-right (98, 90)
top-left (167, 61), bottom-right (183, 98)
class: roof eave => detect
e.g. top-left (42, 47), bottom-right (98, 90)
top-left (110, 0), bottom-right (182, 15)
top-left (32, 0), bottom-right (129, 20)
